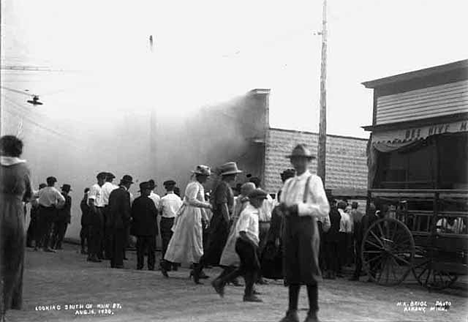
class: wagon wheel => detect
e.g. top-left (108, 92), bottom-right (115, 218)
top-left (361, 218), bottom-right (415, 286)
top-left (412, 247), bottom-right (458, 290)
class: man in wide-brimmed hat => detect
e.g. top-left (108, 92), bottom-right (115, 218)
top-left (51, 184), bottom-right (73, 250)
top-left (108, 175), bottom-right (134, 268)
top-left (193, 161), bottom-right (242, 284)
top-left (278, 144), bottom-right (330, 322)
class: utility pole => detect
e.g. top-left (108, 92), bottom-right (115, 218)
top-left (317, 0), bottom-right (328, 185)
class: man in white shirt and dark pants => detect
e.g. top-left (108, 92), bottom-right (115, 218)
top-left (159, 180), bottom-right (182, 271)
top-left (278, 144), bottom-right (330, 322)
top-left (37, 176), bottom-right (65, 252)
top-left (337, 201), bottom-right (352, 277)
top-left (87, 172), bottom-right (107, 262)
top-left (212, 188), bottom-right (268, 303)
top-left (101, 172), bottom-right (118, 260)
top-left (148, 179), bottom-right (161, 210)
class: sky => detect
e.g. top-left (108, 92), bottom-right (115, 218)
top-left (2, 0), bottom-right (468, 138)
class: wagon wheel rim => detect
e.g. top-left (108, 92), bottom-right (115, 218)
top-left (412, 256), bottom-right (458, 290)
top-left (361, 218), bottom-right (415, 286)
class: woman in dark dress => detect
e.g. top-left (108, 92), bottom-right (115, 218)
top-left (0, 135), bottom-right (33, 321)
top-left (193, 162), bottom-right (241, 284)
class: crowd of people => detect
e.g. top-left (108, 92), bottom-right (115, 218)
top-left (1, 134), bottom-right (381, 322)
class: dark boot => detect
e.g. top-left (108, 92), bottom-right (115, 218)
top-left (211, 279), bottom-right (225, 298)
top-left (279, 310), bottom-right (299, 322)
top-left (192, 263), bottom-right (203, 284)
top-left (304, 311), bottom-right (320, 322)
top-left (243, 294), bottom-right (263, 302)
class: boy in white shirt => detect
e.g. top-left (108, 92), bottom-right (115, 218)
top-left (212, 189), bottom-right (268, 303)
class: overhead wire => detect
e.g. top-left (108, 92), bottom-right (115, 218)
top-left (2, 95), bottom-right (80, 143)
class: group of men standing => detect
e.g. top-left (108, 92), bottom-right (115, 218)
top-left (26, 177), bottom-right (72, 252)
top-left (80, 172), bottom-right (183, 271)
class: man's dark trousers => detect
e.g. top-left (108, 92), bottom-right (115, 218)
top-left (51, 219), bottom-right (68, 249)
top-left (102, 206), bottom-right (112, 259)
top-left (110, 228), bottom-right (126, 268)
top-left (89, 208), bottom-right (104, 259)
top-left (219, 238), bottom-right (260, 297)
top-left (352, 239), bottom-right (362, 278)
top-left (160, 217), bottom-right (174, 259)
top-left (38, 205), bottom-right (56, 249)
top-left (136, 235), bottom-right (156, 270)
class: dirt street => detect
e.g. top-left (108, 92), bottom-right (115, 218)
top-left (5, 244), bottom-right (468, 322)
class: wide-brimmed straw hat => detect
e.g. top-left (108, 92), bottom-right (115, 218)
top-left (219, 162), bottom-right (243, 176)
top-left (192, 165), bottom-right (211, 176)
top-left (286, 144), bottom-right (316, 159)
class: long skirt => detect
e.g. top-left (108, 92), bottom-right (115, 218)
top-left (0, 195), bottom-right (25, 315)
top-left (282, 215), bottom-right (321, 285)
top-left (202, 213), bottom-right (229, 267)
top-left (164, 205), bottom-right (203, 265)
top-left (219, 223), bottom-right (239, 267)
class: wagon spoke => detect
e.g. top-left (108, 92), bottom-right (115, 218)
top-left (369, 231), bottom-right (385, 247)
top-left (416, 265), bottom-right (428, 279)
top-left (437, 272), bottom-right (445, 286)
top-left (414, 259), bottom-right (430, 269)
top-left (377, 222), bottom-right (386, 239)
top-left (363, 250), bottom-right (382, 254)
top-left (390, 222), bottom-right (398, 241)
top-left (424, 267), bottom-right (432, 286)
top-left (389, 256), bottom-right (401, 282)
top-left (393, 235), bottom-right (412, 246)
top-left (385, 257), bottom-right (391, 283)
top-left (364, 239), bottom-right (384, 250)
top-left (366, 254), bottom-right (384, 263)
top-left (390, 253), bottom-right (410, 266)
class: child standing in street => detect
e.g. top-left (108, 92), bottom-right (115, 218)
top-left (212, 188), bottom-right (268, 302)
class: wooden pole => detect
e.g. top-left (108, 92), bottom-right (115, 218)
top-left (317, 0), bottom-right (328, 184)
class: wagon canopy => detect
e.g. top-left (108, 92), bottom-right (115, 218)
top-left (367, 131), bottom-right (468, 190)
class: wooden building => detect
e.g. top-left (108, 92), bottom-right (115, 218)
top-left (362, 59), bottom-right (468, 247)
top-left (362, 59), bottom-right (468, 191)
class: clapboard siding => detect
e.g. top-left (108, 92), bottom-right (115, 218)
top-left (264, 128), bottom-right (368, 194)
top-left (376, 80), bottom-right (468, 124)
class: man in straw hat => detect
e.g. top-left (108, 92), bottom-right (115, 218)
top-left (108, 175), bottom-right (133, 269)
top-left (193, 161), bottom-right (242, 284)
top-left (278, 144), bottom-right (330, 322)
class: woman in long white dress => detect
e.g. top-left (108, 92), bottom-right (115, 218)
top-left (162, 165), bottom-right (212, 278)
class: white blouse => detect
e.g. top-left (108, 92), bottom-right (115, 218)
top-left (280, 170), bottom-right (330, 220)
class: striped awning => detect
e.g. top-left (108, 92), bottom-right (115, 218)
top-left (371, 118), bottom-right (468, 144)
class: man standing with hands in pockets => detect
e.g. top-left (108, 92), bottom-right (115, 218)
top-left (278, 144), bottom-right (330, 322)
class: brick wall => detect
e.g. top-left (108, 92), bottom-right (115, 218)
top-left (265, 128), bottom-right (369, 194)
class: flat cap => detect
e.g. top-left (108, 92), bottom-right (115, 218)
top-left (248, 188), bottom-right (268, 200)
top-left (97, 172), bottom-right (107, 179)
top-left (163, 180), bottom-right (176, 187)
